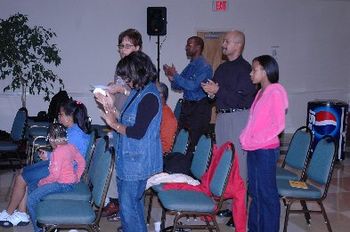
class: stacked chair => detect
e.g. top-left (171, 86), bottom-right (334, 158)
top-left (36, 137), bottom-right (115, 232)
top-left (277, 135), bottom-right (337, 232)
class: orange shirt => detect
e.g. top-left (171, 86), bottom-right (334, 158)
top-left (161, 104), bottom-right (178, 154)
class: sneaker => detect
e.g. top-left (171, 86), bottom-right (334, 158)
top-left (1, 211), bottom-right (30, 227)
top-left (0, 210), bottom-right (11, 222)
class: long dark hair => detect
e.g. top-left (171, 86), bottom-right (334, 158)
top-left (116, 51), bottom-right (157, 90)
top-left (60, 99), bottom-right (90, 133)
top-left (252, 55), bottom-right (279, 83)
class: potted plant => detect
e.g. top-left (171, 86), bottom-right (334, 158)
top-left (0, 13), bottom-right (64, 108)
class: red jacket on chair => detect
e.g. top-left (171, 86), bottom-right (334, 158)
top-left (163, 141), bottom-right (247, 232)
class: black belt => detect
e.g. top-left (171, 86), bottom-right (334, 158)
top-left (216, 107), bottom-right (249, 114)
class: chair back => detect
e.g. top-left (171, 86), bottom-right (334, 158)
top-left (10, 108), bottom-right (28, 142)
top-left (210, 145), bottom-right (234, 198)
top-left (306, 135), bottom-right (337, 198)
top-left (283, 126), bottom-right (313, 170)
top-left (87, 138), bottom-right (107, 184)
top-left (190, 135), bottom-right (212, 180)
top-left (171, 128), bottom-right (189, 154)
top-left (173, 98), bottom-right (183, 120)
top-left (84, 132), bottom-right (96, 166)
top-left (90, 146), bottom-right (114, 209)
top-left (82, 132), bottom-right (96, 179)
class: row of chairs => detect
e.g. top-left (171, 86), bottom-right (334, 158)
top-left (37, 136), bottom-right (115, 231)
top-left (277, 126), bottom-right (338, 232)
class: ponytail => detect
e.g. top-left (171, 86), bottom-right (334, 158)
top-left (61, 99), bottom-right (91, 133)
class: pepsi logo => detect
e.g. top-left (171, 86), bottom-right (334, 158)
top-left (313, 110), bottom-right (338, 136)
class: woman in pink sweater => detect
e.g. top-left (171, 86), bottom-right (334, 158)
top-left (240, 55), bottom-right (288, 232)
top-left (27, 123), bottom-right (86, 232)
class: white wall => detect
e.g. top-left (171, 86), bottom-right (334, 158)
top-left (1, 0), bottom-right (349, 133)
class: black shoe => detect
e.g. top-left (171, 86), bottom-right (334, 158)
top-left (226, 217), bottom-right (235, 227)
top-left (217, 209), bottom-right (232, 217)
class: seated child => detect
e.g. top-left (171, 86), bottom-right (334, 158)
top-left (26, 123), bottom-right (86, 232)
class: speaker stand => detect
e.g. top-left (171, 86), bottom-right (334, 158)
top-left (157, 34), bottom-right (160, 81)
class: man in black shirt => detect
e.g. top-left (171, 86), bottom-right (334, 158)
top-left (202, 30), bottom-right (256, 226)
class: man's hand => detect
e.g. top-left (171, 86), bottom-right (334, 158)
top-left (201, 79), bottom-right (219, 96)
top-left (163, 64), bottom-right (177, 81)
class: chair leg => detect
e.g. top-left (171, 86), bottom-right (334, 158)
top-left (172, 214), bottom-right (181, 232)
top-left (283, 200), bottom-right (292, 232)
top-left (211, 215), bottom-right (220, 232)
top-left (146, 191), bottom-right (154, 224)
top-left (300, 200), bottom-right (311, 224)
top-left (161, 207), bottom-right (166, 231)
top-left (318, 201), bottom-right (333, 232)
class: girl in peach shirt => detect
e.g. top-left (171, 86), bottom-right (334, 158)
top-left (27, 123), bottom-right (86, 232)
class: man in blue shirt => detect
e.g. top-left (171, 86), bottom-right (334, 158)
top-left (163, 36), bottom-right (213, 153)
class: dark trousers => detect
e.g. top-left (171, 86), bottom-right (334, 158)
top-left (178, 98), bottom-right (211, 153)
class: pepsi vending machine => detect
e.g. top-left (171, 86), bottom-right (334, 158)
top-left (307, 100), bottom-right (348, 160)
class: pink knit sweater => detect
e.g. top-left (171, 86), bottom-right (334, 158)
top-left (38, 144), bottom-right (86, 186)
top-left (240, 83), bottom-right (288, 151)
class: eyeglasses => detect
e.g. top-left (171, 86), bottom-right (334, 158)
top-left (118, 44), bottom-right (135, 49)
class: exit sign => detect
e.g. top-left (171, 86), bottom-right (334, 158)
top-left (213, 0), bottom-right (227, 12)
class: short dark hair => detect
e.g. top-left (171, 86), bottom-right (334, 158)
top-left (118, 28), bottom-right (143, 49)
top-left (189, 36), bottom-right (204, 53)
top-left (116, 51), bottom-right (157, 90)
top-left (157, 82), bottom-right (169, 102)
top-left (252, 55), bottom-right (279, 83)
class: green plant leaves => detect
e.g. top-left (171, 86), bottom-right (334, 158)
top-left (0, 13), bottom-right (64, 107)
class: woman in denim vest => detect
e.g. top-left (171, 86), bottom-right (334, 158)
top-left (97, 51), bottom-right (162, 232)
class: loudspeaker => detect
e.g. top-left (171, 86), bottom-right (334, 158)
top-left (147, 7), bottom-right (167, 36)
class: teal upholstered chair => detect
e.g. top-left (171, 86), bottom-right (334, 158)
top-left (277, 126), bottom-right (313, 181)
top-left (277, 135), bottom-right (337, 232)
top-left (0, 108), bottom-right (27, 169)
top-left (170, 128), bottom-right (189, 154)
top-left (157, 144), bottom-right (233, 231)
top-left (36, 141), bottom-right (114, 232)
top-left (173, 98), bottom-right (183, 121)
top-left (146, 134), bottom-right (212, 223)
top-left (43, 136), bottom-right (103, 202)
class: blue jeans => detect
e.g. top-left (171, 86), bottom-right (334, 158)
top-left (117, 178), bottom-right (147, 232)
top-left (27, 182), bottom-right (73, 232)
top-left (22, 161), bottom-right (50, 193)
top-left (247, 148), bottom-right (280, 232)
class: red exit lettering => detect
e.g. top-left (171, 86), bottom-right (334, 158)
top-left (215, 1), bottom-right (227, 11)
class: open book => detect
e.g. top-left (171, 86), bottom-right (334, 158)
top-left (289, 180), bottom-right (308, 189)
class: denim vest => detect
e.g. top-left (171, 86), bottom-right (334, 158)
top-left (116, 83), bottom-right (163, 180)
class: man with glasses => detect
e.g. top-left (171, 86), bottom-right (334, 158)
top-left (202, 30), bottom-right (256, 227)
